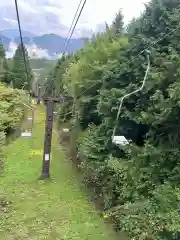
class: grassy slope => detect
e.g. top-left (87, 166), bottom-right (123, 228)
top-left (0, 106), bottom-right (118, 240)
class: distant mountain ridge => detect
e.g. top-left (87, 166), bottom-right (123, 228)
top-left (0, 29), bottom-right (85, 58)
top-left (1, 29), bottom-right (36, 38)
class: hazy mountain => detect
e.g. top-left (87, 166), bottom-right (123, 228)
top-left (0, 30), bottom-right (85, 58)
top-left (14, 36), bottom-right (32, 45)
top-left (1, 29), bottom-right (36, 38)
top-left (0, 35), bottom-right (11, 50)
top-left (33, 34), bottom-right (84, 54)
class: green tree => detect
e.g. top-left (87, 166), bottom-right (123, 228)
top-left (0, 44), bottom-right (9, 84)
top-left (112, 10), bottom-right (124, 35)
top-left (11, 44), bottom-right (33, 90)
top-left (126, 17), bottom-right (142, 35)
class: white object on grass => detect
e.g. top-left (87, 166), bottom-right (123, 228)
top-left (21, 131), bottom-right (32, 137)
top-left (28, 117), bottom-right (33, 120)
top-left (45, 154), bottom-right (49, 161)
top-left (62, 128), bottom-right (69, 133)
top-left (112, 136), bottom-right (129, 146)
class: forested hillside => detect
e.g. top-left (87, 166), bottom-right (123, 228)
top-left (44, 0), bottom-right (180, 239)
top-left (29, 59), bottom-right (57, 70)
top-left (7, 58), bottom-right (56, 94)
top-left (29, 59), bottom-right (57, 89)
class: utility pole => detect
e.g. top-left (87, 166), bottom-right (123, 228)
top-left (39, 96), bottom-right (70, 180)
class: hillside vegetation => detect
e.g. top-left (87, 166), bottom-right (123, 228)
top-left (0, 31), bottom-right (33, 174)
top-left (0, 106), bottom-right (120, 240)
top-left (44, 0), bottom-right (180, 239)
top-left (29, 59), bottom-right (57, 70)
top-left (0, 83), bottom-right (28, 170)
top-left (30, 59), bottom-right (57, 91)
top-left (7, 57), bottom-right (56, 94)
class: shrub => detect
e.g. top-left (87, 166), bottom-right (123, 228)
top-left (0, 83), bottom-right (28, 172)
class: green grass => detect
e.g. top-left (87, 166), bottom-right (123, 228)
top-left (0, 106), bottom-right (119, 240)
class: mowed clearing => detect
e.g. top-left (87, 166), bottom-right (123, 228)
top-left (0, 106), bottom-right (118, 240)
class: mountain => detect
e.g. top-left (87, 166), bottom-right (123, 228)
top-left (15, 37), bottom-right (32, 46)
top-left (33, 34), bottom-right (84, 54)
top-left (1, 30), bottom-right (85, 58)
top-left (0, 35), bottom-right (11, 50)
top-left (1, 29), bottom-right (36, 38)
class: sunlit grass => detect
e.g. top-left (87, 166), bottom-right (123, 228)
top-left (0, 106), bottom-right (118, 239)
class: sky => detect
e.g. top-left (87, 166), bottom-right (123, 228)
top-left (0, 0), bottom-right (150, 38)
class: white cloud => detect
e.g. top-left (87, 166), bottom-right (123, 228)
top-left (6, 41), bottom-right (17, 58)
top-left (3, 17), bottom-right (17, 25)
top-left (43, 6), bottom-right (61, 15)
top-left (16, 0), bottom-right (38, 13)
top-left (57, 0), bottom-right (149, 31)
top-left (0, 0), bottom-right (150, 37)
top-left (6, 41), bottom-right (52, 59)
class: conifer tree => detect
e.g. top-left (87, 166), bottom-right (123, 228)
top-left (112, 10), bottom-right (124, 35)
top-left (11, 44), bottom-right (33, 90)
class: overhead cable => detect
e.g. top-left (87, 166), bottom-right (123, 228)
top-left (63, 0), bottom-right (84, 51)
top-left (14, 0), bottom-right (29, 89)
top-left (62, 0), bottom-right (87, 56)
